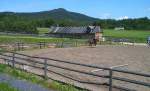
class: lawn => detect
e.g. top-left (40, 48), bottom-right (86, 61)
top-left (0, 35), bottom-right (67, 44)
top-left (103, 29), bottom-right (150, 43)
top-left (0, 83), bottom-right (19, 91)
top-left (0, 64), bottom-right (84, 91)
top-left (0, 34), bottom-right (87, 45)
top-left (37, 28), bottom-right (50, 34)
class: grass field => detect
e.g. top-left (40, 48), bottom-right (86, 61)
top-left (37, 28), bottom-right (150, 43)
top-left (0, 35), bottom-right (68, 43)
top-left (37, 28), bottom-right (50, 34)
top-left (0, 28), bottom-right (149, 44)
top-left (103, 29), bottom-right (150, 43)
top-left (0, 34), bottom-right (87, 45)
top-left (0, 27), bottom-right (75, 44)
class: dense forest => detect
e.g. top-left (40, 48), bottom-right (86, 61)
top-left (95, 17), bottom-right (150, 30)
top-left (0, 8), bottom-right (150, 34)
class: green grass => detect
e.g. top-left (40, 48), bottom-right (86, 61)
top-left (0, 35), bottom-right (87, 45)
top-left (0, 83), bottom-right (19, 91)
top-left (1, 28), bottom-right (149, 44)
top-left (0, 64), bottom-right (85, 91)
top-left (37, 28), bottom-right (50, 34)
top-left (103, 29), bottom-right (150, 43)
top-left (0, 35), bottom-right (68, 44)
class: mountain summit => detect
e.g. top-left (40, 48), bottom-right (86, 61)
top-left (50, 8), bottom-right (68, 12)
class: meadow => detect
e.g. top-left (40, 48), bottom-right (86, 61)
top-left (0, 35), bottom-right (67, 44)
top-left (0, 29), bottom-right (149, 44)
top-left (37, 28), bottom-right (150, 43)
top-left (37, 28), bottom-right (50, 34)
top-left (103, 29), bottom-right (150, 43)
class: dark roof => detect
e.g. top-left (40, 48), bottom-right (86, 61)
top-left (50, 26), bottom-right (101, 34)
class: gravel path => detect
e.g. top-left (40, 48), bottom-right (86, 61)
top-left (0, 73), bottom-right (52, 91)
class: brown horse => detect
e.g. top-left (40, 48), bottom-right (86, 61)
top-left (88, 38), bottom-right (97, 46)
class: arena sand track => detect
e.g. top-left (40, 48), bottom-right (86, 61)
top-left (20, 45), bottom-right (150, 91)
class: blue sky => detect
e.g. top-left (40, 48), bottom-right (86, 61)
top-left (1, 0), bottom-right (150, 19)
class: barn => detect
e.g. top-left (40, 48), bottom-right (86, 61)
top-left (48, 26), bottom-right (102, 40)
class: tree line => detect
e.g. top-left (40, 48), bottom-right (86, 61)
top-left (0, 14), bottom-right (82, 34)
top-left (0, 14), bottom-right (53, 34)
top-left (0, 13), bottom-right (150, 34)
top-left (95, 17), bottom-right (150, 30)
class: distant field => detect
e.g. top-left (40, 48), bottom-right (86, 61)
top-left (1, 29), bottom-right (149, 44)
top-left (103, 29), bottom-right (150, 43)
top-left (37, 28), bottom-right (50, 34)
top-left (0, 35), bottom-right (66, 44)
top-left (0, 35), bottom-right (86, 44)
top-left (37, 28), bottom-right (150, 43)
top-left (0, 27), bottom-right (87, 44)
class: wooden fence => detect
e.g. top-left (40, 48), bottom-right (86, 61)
top-left (0, 51), bottom-right (150, 91)
top-left (0, 41), bottom-right (88, 51)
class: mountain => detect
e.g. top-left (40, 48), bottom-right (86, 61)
top-left (0, 8), bottom-right (99, 24)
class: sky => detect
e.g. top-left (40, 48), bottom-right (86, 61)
top-left (1, 0), bottom-right (150, 19)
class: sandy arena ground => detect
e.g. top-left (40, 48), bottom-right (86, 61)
top-left (17, 45), bottom-right (150, 91)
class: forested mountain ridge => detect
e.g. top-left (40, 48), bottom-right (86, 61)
top-left (0, 8), bottom-right (98, 23)
top-left (0, 8), bottom-right (150, 34)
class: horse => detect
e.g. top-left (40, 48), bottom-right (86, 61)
top-left (88, 38), bottom-right (97, 47)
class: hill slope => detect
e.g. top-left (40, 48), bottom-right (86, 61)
top-left (0, 8), bottom-right (99, 23)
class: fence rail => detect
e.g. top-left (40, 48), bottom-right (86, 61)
top-left (0, 51), bottom-right (150, 91)
top-left (0, 40), bottom-right (89, 51)
top-left (0, 38), bottom-right (139, 51)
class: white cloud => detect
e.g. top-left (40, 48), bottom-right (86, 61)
top-left (118, 16), bottom-right (129, 20)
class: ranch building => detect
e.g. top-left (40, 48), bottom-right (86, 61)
top-left (47, 26), bottom-right (102, 40)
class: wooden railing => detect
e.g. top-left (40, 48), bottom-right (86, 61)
top-left (0, 51), bottom-right (150, 91)
top-left (0, 41), bottom-right (88, 51)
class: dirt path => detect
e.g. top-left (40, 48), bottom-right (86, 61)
top-left (19, 45), bottom-right (150, 91)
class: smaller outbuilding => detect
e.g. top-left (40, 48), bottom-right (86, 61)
top-left (48, 26), bottom-right (102, 40)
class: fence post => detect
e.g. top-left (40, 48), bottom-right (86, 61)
top-left (61, 42), bottom-right (64, 48)
top-left (76, 40), bottom-right (78, 47)
top-left (44, 58), bottom-right (47, 79)
top-left (17, 42), bottom-right (20, 51)
top-left (39, 42), bottom-right (42, 49)
top-left (109, 69), bottom-right (113, 91)
top-left (4, 58), bottom-right (7, 65)
top-left (44, 42), bottom-right (46, 48)
top-left (12, 52), bottom-right (15, 68)
top-left (21, 43), bottom-right (24, 51)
